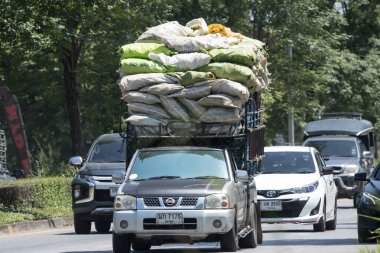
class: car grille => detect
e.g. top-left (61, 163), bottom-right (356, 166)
top-left (260, 199), bottom-right (308, 218)
top-left (143, 197), bottom-right (199, 207)
top-left (143, 218), bottom-right (197, 230)
top-left (94, 189), bottom-right (114, 202)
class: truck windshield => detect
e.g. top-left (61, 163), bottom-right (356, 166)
top-left (128, 150), bottom-right (229, 180)
top-left (261, 152), bottom-right (315, 174)
top-left (304, 140), bottom-right (357, 158)
top-left (88, 140), bottom-right (126, 163)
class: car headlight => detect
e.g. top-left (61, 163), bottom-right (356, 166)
top-left (361, 192), bottom-right (380, 206)
top-left (114, 195), bottom-right (136, 210)
top-left (205, 194), bottom-right (230, 209)
top-left (344, 164), bottom-right (360, 174)
top-left (290, 181), bottom-right (319, 194)
top-left (76, 174), bottom-right (94, 182)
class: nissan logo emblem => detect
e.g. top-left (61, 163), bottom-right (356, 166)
top-left (165, 198), bottom-right (176, 206)
top-left (266, 190), bottom-right (277, 198)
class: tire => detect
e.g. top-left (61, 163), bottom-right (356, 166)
top-left (132, 241), bottom-right (151, 251)
top-left (353, 193), bottom-right (358, 208)
top-left (74, 214), bottom-right (91, 234)
top-left (113, 232), bottom-right (131, 253)
top-left (220, 216), bottom-right (239, 252)
top-left (326, 198), bottom-right (337, 231)
top-left (256, 203), bottom-right (263, 245)
top-left (313, 200), bottom-right (326, 232)
top-left (95, 220), bottom-right (111, 233)
top-left (239, 202), bottom-right (258, 248)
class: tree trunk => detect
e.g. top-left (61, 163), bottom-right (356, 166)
top-left (62, 37), bottom-right (84, 156)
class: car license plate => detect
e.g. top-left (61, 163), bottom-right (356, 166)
top-left (110, 187), bottom-right (118, 197)
top-left (260, 200), bottom-right (282, 211)
top-left (156, 212), bottom-right (183, 224)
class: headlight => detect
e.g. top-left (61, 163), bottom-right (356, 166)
top-left (205, 194), bottom-right (230, 209)
top-left (361, 192), bottom-right (380, 206)
top-left (290, 181), bottom-right (319, 194)
top-left (114, 195), bottom-right (136, 210)
top-left (76, 174), bottom-right (93, 182)
top-left (344, 165), bottom-right (360, 174)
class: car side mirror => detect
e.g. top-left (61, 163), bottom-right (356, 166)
top-left (236, 170), bottom-right (249, 183)
top-left (354, 172), bottom-right (368, 181)
top-left (69, 156), bottom-right (83, 166)
top-left (112, 171), bottom-right (126, 184)
top-left (323, 166), bottom-right (334, 175)
top-left (362, 151), bottom-right (373, 159)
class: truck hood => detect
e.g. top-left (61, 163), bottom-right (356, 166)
top-left (79, 163), bottom-right (126, 176)
top-left (323, 157), bottom-right (359, 167)
top-left (255, 173), bottom-right (318, 190)
top-left (121, 179), bottom-right (229, 197)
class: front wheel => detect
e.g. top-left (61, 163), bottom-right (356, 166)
top-left (74, 214), bottom-right (91, 234)
top-left (113, 232), bottom-right (131, 253)
top-left (326, 198), bottom-right (337, 231)
top-left (220, 218), bottom-right (239, 252)
top-left (313, 201), bottom-right (326, 232)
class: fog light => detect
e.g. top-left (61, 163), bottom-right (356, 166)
top-left (74, 185), bottom-right (80, 198)
top-left (213, 219), bottom-right (222, 228)
top-left (120, 220), bottom-right (128, 229)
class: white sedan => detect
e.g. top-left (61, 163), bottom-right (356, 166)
top-left (256, 146), bottom-right (338, 232)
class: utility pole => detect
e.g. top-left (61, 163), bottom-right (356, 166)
top-left (288, 44), bottom-right (295, 146)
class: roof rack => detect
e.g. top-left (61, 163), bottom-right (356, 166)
top-left (321, 112), bottom-right (362, 120)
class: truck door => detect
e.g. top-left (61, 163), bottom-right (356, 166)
top-left (229, 154), bottom-right (246, 227)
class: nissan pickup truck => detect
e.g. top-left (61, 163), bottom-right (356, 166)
top-left (112, 145), bottom-right (260, 253)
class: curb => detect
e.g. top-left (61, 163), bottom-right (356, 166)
top-left (0, 216), bottom-right (73, 235)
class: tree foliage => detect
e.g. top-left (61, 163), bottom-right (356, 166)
top-left (0, 0), bottom-right (379, 169)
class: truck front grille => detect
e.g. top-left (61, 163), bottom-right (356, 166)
top-left (143, 197), bottom-right (199, 207)
top-left (143, 218), bottom-right (197, 230)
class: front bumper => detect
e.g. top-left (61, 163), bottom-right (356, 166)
top-left (113, 209), bottom-right (234, 240)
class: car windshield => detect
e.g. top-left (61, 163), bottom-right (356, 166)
top-left (304, 140), bottom-right (357, 158)
top-left (128, 150), bottom-right (229, 180)
top-left (374, 167), bottom-right (380, 180)
top-left (88, 139), bottom-right (126, 163)
top-left (261, 151), bottom-right (315, 174)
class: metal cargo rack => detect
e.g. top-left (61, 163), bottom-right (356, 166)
top-left (118, 93), bottom-right (265, 171)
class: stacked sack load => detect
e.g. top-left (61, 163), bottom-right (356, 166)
top-left (117, 18), bottom-right (270, 136)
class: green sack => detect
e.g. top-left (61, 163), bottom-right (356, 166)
top-left (120, 59), bottom-right (177, 76)
top-left (119, 43), bottom-right (175, 59)
top-left (198, 63), bottom-right (256, 89)
top-left (168, 71), bottom-right (215, 87)
top-left (208, 48), bottom-right (257, 67)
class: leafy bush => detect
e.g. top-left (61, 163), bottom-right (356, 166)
top-left (0, 177), bottom-right (72, 225)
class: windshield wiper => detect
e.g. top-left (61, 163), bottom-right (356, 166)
top-left (261, 171), bottom-right (283, 174)
top-left (146, 176), bottom-right (181, 180)
top-left (184, 176), bottom-right (227, 180)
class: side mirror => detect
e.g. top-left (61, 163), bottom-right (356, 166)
top-left (323, 166), bottom-right (334, 175)
top-left (363, 151), bottom-right (373, 159)
top-left (354, 172), bottom-right (368, 181)
top-left (236, 170), bottom-right (249, 183)
top-left (69, 156), bottom-right (83, 166)
top-left (112, 171), bottom-right (126, 184)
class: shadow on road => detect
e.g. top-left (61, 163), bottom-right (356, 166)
top-left (262, 238), bottom-right (358, 246)
top-left (61, 249), bottom-right (219, 253)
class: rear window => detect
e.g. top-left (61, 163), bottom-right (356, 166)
top-left (88, 139), bottom-right (126, 163)
top-left (262, 151), bottom-right (315, 174)
top-left (304, 140), bottom-right (357, 158)
top-left (129, 150), bottom-right (229, 180)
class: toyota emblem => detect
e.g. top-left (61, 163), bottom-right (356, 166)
top-left (266, 190), bottom-right (277, 198)
top-left (165, 198), bottom-right (176, 206)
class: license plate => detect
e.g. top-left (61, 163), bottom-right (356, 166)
top-left (260, 200), bottom-right (282, 211)
top-left (110, 187), bottom-right (118, 197)
top-left (156, 212), bottom-right (183, 224)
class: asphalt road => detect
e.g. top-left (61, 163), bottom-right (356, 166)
top-left (0, 199), bottom-right (378, 253)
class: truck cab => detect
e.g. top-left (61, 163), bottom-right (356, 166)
top-left (303, 113), bottom-right (376, 206)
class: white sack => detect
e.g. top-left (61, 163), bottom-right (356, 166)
top-left (179, 98), bottom-right (206, 118)
top-left (160, 96), bottom-right (190, 122)
top-left (121, 91), bottom-right (160, 104)
top-left (200, 107), bottom-right (241, 124)
top-left (186, 18), bottom-right (208, 36)
top-left (198, 94), bottom-right (242, 109)
top-left (137, 21), bottom-right (193, 42)
top-left (128, 103), bottom-right (169, 119)
top-left (126, 114), bottom-right (167, 127)
top-left (211, 79), bottom-right (250, 103)
top-left (148, 52), bottom-right (211, 71)
top-left (140, 83), bottom-right (184, 95)
top-left (118, 73), bottom-right (179, 92)
top-left (168, 85), bottom-right (211, 99)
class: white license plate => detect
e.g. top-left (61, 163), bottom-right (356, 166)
top-left (110, 187), bottom-right (118, 197)
top-left (260, 200), bottom-right (282, 211)
top-left (156, 212), bottom-right (183, 224)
